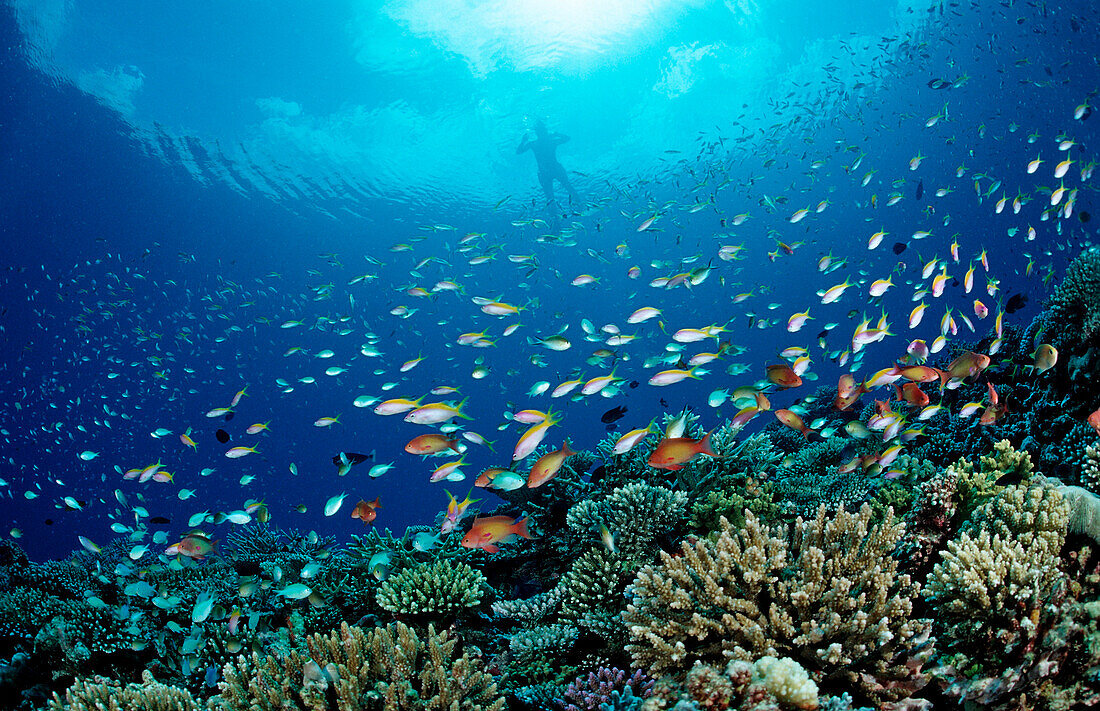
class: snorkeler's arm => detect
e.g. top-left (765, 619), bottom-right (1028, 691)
top-left (516, 135), bottom-right (531, 154)
top-left (551, 132), bottom-right (570, 145)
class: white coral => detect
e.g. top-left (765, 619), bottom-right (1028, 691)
top-left (751, 655), bottom-right (819, 710)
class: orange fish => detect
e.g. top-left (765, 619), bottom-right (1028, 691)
top-left (834, 375), bottom-right (868, 410)
top-left (461, 515), bottom-right (532, 553)
top-left (766, 364), bottom-right (803, 389)
top-left (404, 434), bottom-right (461, 455)
top-left (941, 351), bottom-right (991, 383)
top-left (979, 383), bottom-right (1008, 425)
top-left (173, 532), bottom-right (216, 560)
top-left (474, 467), bottom-right (510, 488)
top-left (1088, 407), bottom-right (1100, 435)
top-left (351, 497), bottom-right (382, 525)
top-left (648, 431), bottom-right (718, 470)
top-left (894, 364), bottom-right (941, 383)
top-left (895, 382), bottom-right (930, 408)
top-left (527, 442), bottom-right (575, 488)
top-left (775, 409), bottom-right (812, 439)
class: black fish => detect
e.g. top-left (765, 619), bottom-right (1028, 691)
top-left (331, 452), bottom-right (372, 467)
top-left (149, 516), bottom-right (171, 525)
top-left (1080, 211), bottom-right (1091, 223)
top-left (224, 411), bottom-right (235, 422)
top-left (1005, 293), bottom-right (1028, 314)
top-left (659, 398), bottom-right (669, 408)
top-left (601, 406), bottom-right (627, 424)
top-left (44, 519), bottom-right (53, 526)
top-left (215, 429), bottom-right (230, 444)
top-left (915, 179), bottom-right (924, 200)
top-left (892, 242), bottom-right (907, 255)
top-left (628, 380), bottom-right (639, 389)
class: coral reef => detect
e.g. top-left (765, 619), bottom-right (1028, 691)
top-left (376, 559), bottom-right (487, 619)
top-left (623, 507), bottom-right (932, 703)
top-left (213, 621), bottom-right (505, 710)
top-left (47, 670), bottom-right (200, 711)
top-left (559, 666), bottom-right (653, 711)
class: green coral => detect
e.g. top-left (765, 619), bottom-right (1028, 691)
top-left (1048, 245), bottom-right (1100, 341)
top-left (951, 439), bottom-right (1035, 519)
top-left (376, 560), bottom-right (486, 619)
top-left (691, 478), bottom-right (784, 530)
top-left (212, 621), bottom-right (505, 710)
top-left (565, 481), bottom-right (687, 561)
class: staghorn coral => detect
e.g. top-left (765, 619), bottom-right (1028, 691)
top-left (490, 588), bottom-right (563, 626)
top-left (46, 670), bottom-right (200, 711)
top-left (624, 507), bottom-right (931, 703)
top-left (559, 666), bottom-right (653, 711)
top-left (962, 481), bottom-right (1069, 548)
top-left (926, 528), bottom-right (1065, 656)
top-left (376, 559), bottom-right (486, 619)
top-left (507, 624), bottom-right (578, 668)
top-left (212, 621), bottom-right (504, 710)
top-left (1083, 442), bottom-right (1100, 491)
top-left (553, 546), bottom-right (635, 649)
top-left (565, 481), bottom-right (688, 562)
top-left (925, 480), bottom-right (1079, 705)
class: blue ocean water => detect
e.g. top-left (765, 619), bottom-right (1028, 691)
top-left (0, 0), bottom-right (1093, 568)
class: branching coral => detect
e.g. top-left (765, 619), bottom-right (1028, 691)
top-left (641, 657), bottom-right (818, 711)
top-left (376, 559), bottom-right (486, 619)
top-left (212, 621), bottom-right (505, 710)
top-left (565, 481), bottom-right (688, 561)
top-left (926, 481), bottom-right (1076, 704)
top-left (47, 670), bottom-right (200, 711)
top-left (560, 666), bottom-right (653, 711)
top-left (624, 507), bottom-right (931, 703)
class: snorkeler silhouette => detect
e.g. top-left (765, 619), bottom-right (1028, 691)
top-left (517, 120), bottom-right (580, 207)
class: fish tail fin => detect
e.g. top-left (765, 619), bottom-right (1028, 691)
top-left (514, 516), bottom-right (533, 539)
top-left (698, 429), bottom-right (719, 458)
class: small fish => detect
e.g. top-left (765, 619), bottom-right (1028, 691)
top-left (600, 406), bottom-right (628, 424)
top-left (460, 515), bottom-right (532, 553)
top-left (648, 431), bottom-right (717, 471)
top-left (324, 493), bottom-right (347, 517)
top-left (351, 497), bottom-right (381, 525)
top-left (225, 445), bottom-right (259, 459)
top-left (1031, 344), bottom-right (1058, 375)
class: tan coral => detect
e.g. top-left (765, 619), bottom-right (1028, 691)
top-left (47, 670), bottom-right (200, 711)
top-left (211, 621), bottom-right (504, 711)
top-left (623, 506), bottom-right (931, 703)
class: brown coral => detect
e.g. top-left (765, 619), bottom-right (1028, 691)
top-left (623, 506), bottom-right (931, 703)
top-left (211, 621), bottom-right (504, 710)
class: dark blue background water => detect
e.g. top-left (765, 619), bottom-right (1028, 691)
top-left (1, 1), bottom-right (1096, 560)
